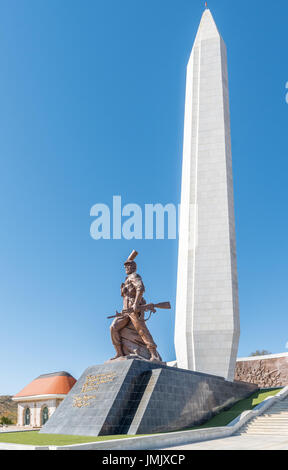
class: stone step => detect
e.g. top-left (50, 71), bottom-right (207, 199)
top-left (241, 428), bottom-right (288, 434)
top-left (236, 432), bottom-right (288, 436)
top-left (244, 426), bottom-right (288, 430)
top-left (265, 410), bottom-right (288, 415)
top-left (268, 402), bottom-right (288, 405)
top-left (269, 405), bottom-right (288, 411)
top-left (235, 397), bottom-right (288, 435)
top-left (249, 418), bottom-right (288, 424)
top-left (255, 413), bottom-right (288, 416)
top-left (265, 411), bottom-right (288, 414)
top-left (249, 422), bottom-right (288, 426)
top-left (245, 422), bottom-right (288, 426)
top-left (247, 423), bottom-right (288, 429)
top-left (262, 411), bottom-right (288, 414)
top-left (240, 425), bottom-right (288, 428)
top-left (265, 408), bottom-right (288, 414)
top-left (239, 428), bottom-right (288, 434)
top-left (240, 428), bottom-right (288, 433)
top-left (265, 408), bottom-right (288, 412)
top-left (264, 414), bottom-right (288, 416)
top-left (247, 418), bottom-right (287, 421)
top-left (242, 424), bottom-right (283, 427)
top-left (262, 416), bottom-right (288, 419)
top-left (253, 415), bottom-right (288, 421)
top-left (266, 405), bottom-right (288, 409)
top-left (266, 407), bottom-right (288, 410)
top-left (237, 418), bottom-right (288, 434)
top-left (263, 412), bottom-right (288, 415)
top-left (240, 432), bottom-right (288, 435)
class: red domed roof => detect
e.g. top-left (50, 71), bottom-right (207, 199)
top-left (13, 371), bottom-right (76, 398)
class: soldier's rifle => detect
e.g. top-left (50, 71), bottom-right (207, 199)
top-left (107, 302), bottom-right (171, 320)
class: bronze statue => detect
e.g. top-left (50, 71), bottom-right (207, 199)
top-left (109, 250), bottom-right (170, 362)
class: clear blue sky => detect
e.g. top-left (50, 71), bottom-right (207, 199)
top-left (0, 0), bottom-right (287, 394)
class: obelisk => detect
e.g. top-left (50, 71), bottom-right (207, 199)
top-left (175, 9), bottom-right (240, 381)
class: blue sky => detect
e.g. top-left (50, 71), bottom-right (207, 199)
top-left (0, 0), bottom-right (287, 394)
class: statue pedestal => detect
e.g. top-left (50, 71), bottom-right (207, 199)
top-left (40, 359), bottom-right (257, 437)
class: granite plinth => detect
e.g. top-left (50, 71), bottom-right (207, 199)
top-left (40, 359), bottom-right (257, 436)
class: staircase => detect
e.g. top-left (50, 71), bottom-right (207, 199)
top-left (236, 397), bottom-right (288, 435)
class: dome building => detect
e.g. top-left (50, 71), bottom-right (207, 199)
top-left (12, 371), bottom-right (76, 428)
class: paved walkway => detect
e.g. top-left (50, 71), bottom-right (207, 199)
top-left (0, 426), bottom-right (38, 433)
top-left (163, 434), bottom-right (288, 450)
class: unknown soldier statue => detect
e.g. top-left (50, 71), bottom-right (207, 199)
top-left (109, 250), bottom-right (169, 362)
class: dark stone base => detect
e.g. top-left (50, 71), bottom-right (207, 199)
top-left (40, 359), bottom-right (258, 436)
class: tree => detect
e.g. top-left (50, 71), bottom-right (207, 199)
top-left (250, 350), bottom-right (271, 357)
top-left (0, 416), bottom-right (13, 425)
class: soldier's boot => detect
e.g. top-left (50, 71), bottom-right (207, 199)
top-left (110, 344), bottom-right (124, 360)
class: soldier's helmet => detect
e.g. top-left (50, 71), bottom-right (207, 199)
top-left (124, 250), bottom-right (138, 272)
top-left (124, 260), bottom-right (137, 272)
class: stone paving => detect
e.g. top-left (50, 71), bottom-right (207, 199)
top-left (163, 434), bottom-right (288, 450)
top-left (0, 425), bottom-right (38, 433)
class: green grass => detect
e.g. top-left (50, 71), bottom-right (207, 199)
top-left (191, 388), bottom-right (283, 429)
top-left (0, 388), bottom-right (282, 446)
top-left (0, 431), bottom-right (140, 446)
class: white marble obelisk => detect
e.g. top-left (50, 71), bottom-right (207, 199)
top-left (175, 9), bottom-right (240, 381)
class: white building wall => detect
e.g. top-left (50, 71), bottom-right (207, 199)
top-left (17, 399), bottom-right (61, 427)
